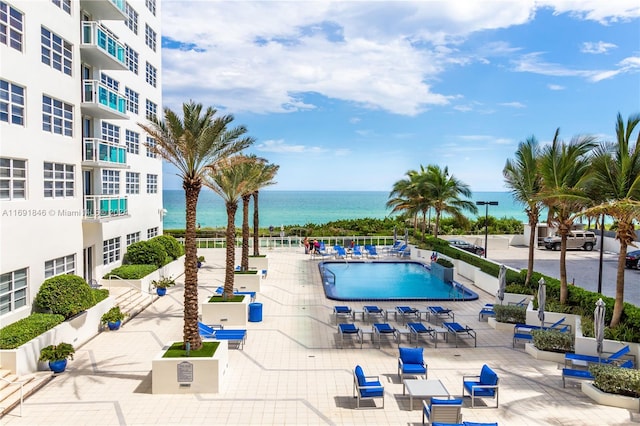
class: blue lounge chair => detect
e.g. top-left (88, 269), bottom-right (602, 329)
top-left (334, 245), bottom-right (347, 259)
top-left (198, 322), bottom-right (247, 350)
top-left (373, 323), bottom-right (398, 348)
top-left (427, 306), bottom-right (455, 324)
top-left (353, 365), bottom-right (384, 409)
top-left (565, 345), bottom-right (632, 368)
top-left (333, 305), bottom-right (353, 323)
top-left (363, 305), bottom-right (386, 322)
top-left (512, 317), bottom-right (568, 347)
top-left (478, 304), bottom-right (495, 321)
top-left (462, 364), bottom-right (499, 408)
top-left (338, 323), bottom-right (363, 349)
top-left (443, 322), bottom-right (477, 347)
top-left (507, 297), bottom-right (528, 307)
top-left (398, 346), bottom-right (427, 382)
top-left (407, 322), bottom-right (437, 347)
top-left (214, 286), bottom-right (256, 302)
top-left (395, 306), bottom-right (420, 324)
top-left (364, 245), bottom-right (379, 259)
top-left (396, 244), bottom-right (410, 258)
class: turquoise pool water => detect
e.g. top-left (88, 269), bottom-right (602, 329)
top-left (319, 261), bottom-right (478, 301)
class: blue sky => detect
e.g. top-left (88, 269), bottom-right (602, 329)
top-left (159, 1), bottom-right (640, 192)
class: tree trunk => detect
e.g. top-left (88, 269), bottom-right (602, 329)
top-left (183, 181), bottom-right (202, 351)
top-left (559, 229), bottom-right (569, 304)
top-left (526, 211), bottom-right (538, 287)
top-left (434, 211), bottom-right (441, 239)
top-left (241, 194), bottom-right (251, 271)
top-left (224, 201), bottom-right (238, 298)
top-left (611, 242), bottom-right (627, 327)
top-left (252, 191), bottom-right (260, 256)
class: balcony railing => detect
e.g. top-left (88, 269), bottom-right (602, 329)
top-left (80, 22), bottom-right (126, 69)
top-left (83, 138), bottom-right (127, 166)
top-left (80, 0), bottom-right (126, 21)
top-left (84, 195), bottom-right (128, 220)
top-left (82, 80), bottom-right (127, 118)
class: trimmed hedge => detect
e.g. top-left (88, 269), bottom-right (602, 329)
top-left (591, 364), bottom-right (640, 398)
top-left (493, 304), bottom-right (526, 324)
top-left (532, 329), bottom-right (574, 353)
top-left (104, 264), bottom-right (158, 279)
top-left (124, 240), bottom-right (169, 267)
top-left (0, 313), bottom-right (65, 349)
top-left (34, 274), bottom-right (95, 319)
top-left (151, 235), bottom-right (184, 260)
top-left (93, 288), bottom-right (110, 303)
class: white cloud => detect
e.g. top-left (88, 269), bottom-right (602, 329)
top-left (500, 102), bottom-right (526, 108)
top-left (539, 0), bottom-right (640, 24)
top-left (255, 139), bottom-right (326, 154)
top-left (581, 41), bottom-right (617, 54)
top-left (547, 84), bottom-right (566, 90)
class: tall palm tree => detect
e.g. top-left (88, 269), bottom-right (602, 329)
top-left (503, 136), bottom-right (543, 286)
top-left (387, 169), bottom-right (422, 228)
top-left (423, 164), bottom-right (477, 238)
top-left (250, 161), bottom-right (278, 257)
top-left (139, 101), bottom-right (253, 350)
top-left (537, 129), bottom-right (597, 304)
top-left (204, 156), bottom-right (256, 298)
top-left (588, 113), bottom-right (640, 326)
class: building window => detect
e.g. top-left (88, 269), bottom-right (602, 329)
top-left (44, 254), bottom-right (75, 279)
top-left (126, 130), bottom-right (139, 154)
top-left (146, 174), bottom-right (157, 193)
top-left (0, 2), bottom-right (24, 51)
top-left (51, 0), bottom-right (70, 14)
top-left (126, 231), bottom-right (140, 246)
top-left (0, 268), bottom-right (27, 315)
top-left (0, 157), bottom-right (26, 200)
top-left (146, 136), bottom-right (157, 158)
top-left (147, 227), bottom-right (158, 238)
top-left (126, 171), bottom-right (139, 194)
top-left (0, 79), bottom-right (25, 125)
top-left (145, 62), bottom-right (157, 88)
top-left (145, 99), bottom-right (157, 120)
top-left (125, 2), bottom-right (138, 34)
top-left (43, 162), bottom-right (74, 198)
top-left (42, 95), bottom-right (73, 136)
top-left (103, 237), bottom-right (121, 265)
top-left (125, 87), bottom-right (139, 114)
top-left (41, 27), bottom-right (72, 76)
top-left (101, 122), bottom-right (120, 143)
top-left (145, 0), bottom-right (156, 15)
top-left (100, 73), bottom-right (119, 92)
top-left (145, 24), bottom-right (156, 51)
top-left (125, 44), bottom-right (138, 74)
top-left (101, 170), bottom-right (120, 195)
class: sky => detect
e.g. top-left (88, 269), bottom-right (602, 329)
top-left (159, 0), bottom-right (640, 192)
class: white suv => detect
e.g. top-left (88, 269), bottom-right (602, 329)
top-left (543, 231), bottom-right (597, 251)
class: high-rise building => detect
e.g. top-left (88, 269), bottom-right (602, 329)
top-left (0, 0), bottom-right (163, 325)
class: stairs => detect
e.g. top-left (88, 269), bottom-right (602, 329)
top-left (0, 369), bottom-right (53, 418)
top-left (110, 287), bottom-right (159, 324)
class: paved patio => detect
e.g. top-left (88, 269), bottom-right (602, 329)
top-left (3, 248), bottom-right (638, 425)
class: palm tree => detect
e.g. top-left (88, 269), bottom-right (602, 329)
top-left (387, 166), bottom-right (434, 238)
top-left (537, 129), bottom-right (597, 304)
top-left (250, 161), bottom-right (279, 257)
top-left (588, 113), bottom-right (640, 326)
top-left (503, 136), bottom-right (543, 286)
top-left (422, 164), bottom-right (477, 238)
top-left (139, 101), bottom-right (253, 350)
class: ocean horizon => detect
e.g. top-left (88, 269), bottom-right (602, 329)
top-left (162, 190), bottom-right (527, 229)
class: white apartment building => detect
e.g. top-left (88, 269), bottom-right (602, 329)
top-left (0, 0), bottom-right (163, 326)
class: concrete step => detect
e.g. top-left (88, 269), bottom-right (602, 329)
top-left (114, 289), bottom-right (158, 324)
top-left (0, 371), bottom-right (52, 418)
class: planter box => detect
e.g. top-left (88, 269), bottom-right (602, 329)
top-left (152, 341), bottom-right (229, 394)
top-left (524, 343), bottom-right (567, 364)
top-left (582, 382), bottom-right (640, 412)
top-left (430, 262), bottom-right (454, 283)
top-left (201, 295), bottom-right (249, 327)
top-left (0, 296), bottom-right (114, 375)
top-left (234, 272), bottom-right (261, 292)
top-left (488, 317), bottom-right (518, 332)
top-left (248, 256), bottom-right (268, 272)
top-left (101, 255), bottom-right (185, 294)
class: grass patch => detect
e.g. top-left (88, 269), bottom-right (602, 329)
top-left (162, 341), bottom-right (219, 358)
top-left (207, 295), bottom-right (245, 303)
top-left (234, 270), bottom-right (258, 274)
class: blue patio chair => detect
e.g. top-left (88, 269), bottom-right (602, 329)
top-left (478, 304), bottom-right (495, 321)
top-left (363, 305), bottom-right (386, 322)
top-left (396, 306), bottom-right (420, 324)
top-left (365, 244), bottom-right (379, 258)
top-left (427, 306), bottom-right (455, 324)
top-left (334, 245), bottom-right (347, 259)
top-left (353, 365), bottom-right (384, 409)
top-left (565, 345), bottom-right (632, 368)
top-left (373, 323), bottom-right (398, 348)
top-left (333, 305), bottom-right (353, 323)
top-left (398, 346), bottom-right (427, 382)
top-left (422, 398), bottom-right (463, 425)
top-left (352, 245), bottom-right (364, 258)
top-left (462, 364), bottom-right (499, 408)
top-left (197, 322), bottom-right (247, 350)
top-left (443, 322), bottom-right (477, 347)
top-left (407, 322), bottom-right (437, 347)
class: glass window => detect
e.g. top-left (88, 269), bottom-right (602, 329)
top-left (100, 73), bottom-right (119, 92)
top-left (146, 136), bottom-right (157, 158)
top-left (125, 87), bottom-right (139, 114)
top-left (44, 254), bottom-right (75, 278)
top-left (126, 231), bottom-right (140, 246)
top-left (125, 2), bottom-right (138, 34)
top-left (0, 157), bottom-right (26, 200)
top-left (41, 26), bottom-right (73, 76)
top-left (147, 227), bottom-right (158, 238)
top-left (146, 174), bottom-right (157, 193)
top-left (0, 2), bottom-right (24, 51)
top-left (145, 24), bottom-right (156, 51)
top-left (0, 78), bottom-right (25, 125)
top-left (101, 122), bottom-right (120, 143)
top-left (101, 170), bottom-right (120, 195)
top-left (125, 44), bottom-right (138, 74)
top-left (126, 171), bottom-right (139, 194)
top-left (0, 268), bottom-right (28, 315)
top-left (103, 237), bottom-right (121, 264)
top-left (51, 0), bottom-right (71, 14)
top-left (145, 0), bottom-right (156, 16)
top-left (42, 95), bottom-right (73, 137)
top-left (43, 162), bottom-right (74, 198)
top-left (145, 99), bottom-right (157, 120)
top-left (126, 130), bottom-right (139, 154)
top-left (145, 62), bottom-right (157, 88)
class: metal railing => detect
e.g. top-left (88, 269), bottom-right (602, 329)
top-left (83, 138), bottom-right (126, 165)
top-left (84, 195), bottom-right (128, 220)
top-left (82, 80), bottom-right (126, 115)
top-left (81, 21), bottom-right (125, 65)
top-left (174, 235), bottom-right (398, 250)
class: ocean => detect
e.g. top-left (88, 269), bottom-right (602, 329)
top-left (162, 190), bottom-right (527, 229)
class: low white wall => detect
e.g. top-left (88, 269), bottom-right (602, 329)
top-left (101, 256), bottom-right (185, 294)
top-left (573, 316), bottom-right (640, 363)
top-left (0, 296), bottom-right (114, 375)
top-left (201, 295), bottom-right (249, 327)
top-left (234, 273), bottom-right (261, 292)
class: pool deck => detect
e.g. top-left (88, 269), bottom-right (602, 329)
top-left (3, 247), bottom-right (638, 425)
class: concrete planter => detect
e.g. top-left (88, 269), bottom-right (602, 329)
top-left (488, 317), bottom-right (517, 332)
top-left (248, 256), bottom-right (268, 272)
top-left (234, 272), bottom-right (261, 292)
top-left (582, 382), bottom-right (640, 412)
top-left (524, 343), bottom-right (567, 364)
top-left (0, 296), bottom-right (114, 375)
top-left (101, 255), bottom-right (185, 294)
top-left (201, 295), bottom-right (249, 327)
top-left (430, 262), bottom-right (454, 283)
top-left (152, 341), bottom-right (229, 394)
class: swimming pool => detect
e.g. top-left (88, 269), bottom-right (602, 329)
top-left (319, 261), bottom-right (478, 301)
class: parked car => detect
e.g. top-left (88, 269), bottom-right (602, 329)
top-left (626, 250), bottom-right (640, 269)
top-left (447, 239), bottom-right (485, 256)
top-left (543, 231), bottom-right (597, 251)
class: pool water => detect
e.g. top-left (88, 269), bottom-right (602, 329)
top-left (319, 261), bottom-right (478, 301)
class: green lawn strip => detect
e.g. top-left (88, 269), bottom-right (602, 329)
top-left (162, 341), bottom-right (219, 358)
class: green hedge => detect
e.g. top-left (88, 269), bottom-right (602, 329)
top-left (151, 235), bottom-right (184, 260)
top-left (591, 364), bottom-right (640, 398)
top-left (124, 240), bottom-right (169, 267)
top-left (104, 264), bottom-right (158, 279)
top-left (493, 305), bottom-right (526, 324)
top-left (34, 275), bottom-right (95, 319)
top-left (532, 329), bottom-right (574, 353)
top-left (93, 288), bottom-right (110, 303)
top-left (0, 313), bottom-right (65, 349)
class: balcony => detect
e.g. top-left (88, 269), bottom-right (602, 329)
top-left (84, 195), bottom-right (128, 221)
top-left (82, 80), bottom-right (127, 119)
top-left (83, 138), bottom-right (128, 168)
top-left (80, 22), bottom-right (126, 70)
top-left (80, 0), bottom-right (126, 21)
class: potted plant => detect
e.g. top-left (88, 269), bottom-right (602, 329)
top-left (197, 256), bottom-right (205, 268)
top-left (152, 276), bottom-right (176, 296)
top-left (39, 342), bottom-right (75, 373)
top-left (101, 305), bottom-right (126, 330)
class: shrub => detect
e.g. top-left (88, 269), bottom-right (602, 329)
top-left (39, 342), bottom-right (75, 362)
top-left (494, 304), bottom-right (526, 324)
top-left (104, 264), bottom-right (157, 279)
top-left (124, 240), bottom-right (169, 267)
top-left (34, 275), bottom-right (95, 319)
top-left (436, 258), bottom-right (454, 268)
top-left (151, 276), bottom-right (176, 289)
top-left (151, 235), bottom-right (184, 260)
top-left (0, 313), bottom-right (65, 349)
top-left (93, 288), bottom-right (110, 303)
top-left (590, 364), bottom-right (640, 398)
top-left (101, 306), bottom-right (126, 325)
top-left (531, 329), bottom-right (574, 353)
